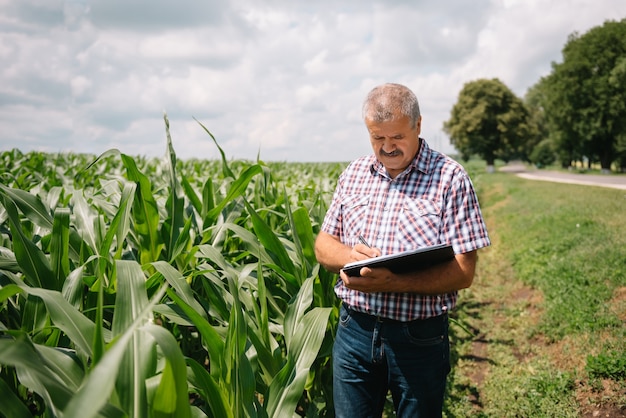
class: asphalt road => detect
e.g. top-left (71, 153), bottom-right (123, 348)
top-left (499, 162), bottom-right (626, 190)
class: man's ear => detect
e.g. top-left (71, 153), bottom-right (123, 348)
top-left (416, 115), bottom-right (423, 136)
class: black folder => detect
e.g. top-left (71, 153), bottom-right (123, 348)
top-left (341, 244), bottom-right (454, 277)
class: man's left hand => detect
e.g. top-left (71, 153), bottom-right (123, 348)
top-left (340, 267), bottom-right (395, 293)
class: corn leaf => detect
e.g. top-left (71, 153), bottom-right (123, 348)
top-left (112, 260), bottom-right (155, 417)
top-left (62, 282), bottom-right (168, 418)
top-left (0, 376), bottom-right (32, 418)
top-left (143, 323), bottom-right (192, 418)
top-left (166, 289), bottom-right (225, 377)
top-left (121, 154), bottom-right (164, 264)
top-left (50, 207), bottom-right (70, 289)
top-left (265, 307), bottom-right (331, 416)
top-left (284, 275), bottom-right (315, 349)
top-left (242, 198), bottom-right (295, 276)
top-left (162, 114), bottom-right (186, 263)
top-left (195, 117), bottom-right (235, 179)
top-left (20, 286), bottom-right (96, 357)
top-left (0, 184), bottom-right (53, 229)
top-left (205, 164), bottom-right (264, 225)
top-left (99, 181), bottom-right (136, 259)
top-left (186, 358), bottom-right (233, 418)
top-left (0, 196), bottom-right (55, 289)
top-left (0, 333), bottom-right (78, 414)
top-left (152, 260), bottom-right (206, 319)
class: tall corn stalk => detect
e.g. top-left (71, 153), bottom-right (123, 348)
top-left (0, 116), bottom-right (344, 417)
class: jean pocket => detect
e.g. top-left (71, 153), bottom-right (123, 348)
top-left (338, 305), bottom-right (353, 328)
top-left (402, 317), bottom-right (447, 346)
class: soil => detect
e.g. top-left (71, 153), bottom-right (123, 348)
top-left (464, 278), bottom-right (626, 417)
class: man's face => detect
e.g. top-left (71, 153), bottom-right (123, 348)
top-left (366, 115), bottom-right (422, 178)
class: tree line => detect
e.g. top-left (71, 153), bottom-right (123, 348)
top-left (444, 18), bottom-right (626, 173)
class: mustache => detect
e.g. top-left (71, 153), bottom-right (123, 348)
top-left (380, 149), bottom-right (402, 157)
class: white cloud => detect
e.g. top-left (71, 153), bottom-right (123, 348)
top-left (0, 0), bottom-right (625, 162)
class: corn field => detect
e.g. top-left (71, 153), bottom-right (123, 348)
top-left (0, 117), bottom-right (347, 417)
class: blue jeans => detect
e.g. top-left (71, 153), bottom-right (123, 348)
top-left (333, 304), bottom-right (450, 418)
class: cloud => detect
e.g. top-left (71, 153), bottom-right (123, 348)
top-left (0, 0), bottom-right (625, 162)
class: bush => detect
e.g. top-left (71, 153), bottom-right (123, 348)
top-left (529, 140), bottom-right (556, 168)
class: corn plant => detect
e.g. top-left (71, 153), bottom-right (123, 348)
top-left (0, 116), bottom-right (346, 417)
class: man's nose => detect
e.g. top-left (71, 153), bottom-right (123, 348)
top-left (381, 138), bottom-right (395, 152)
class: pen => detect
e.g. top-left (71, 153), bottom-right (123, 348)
top-left (358, 235), bottom-right (371, 248)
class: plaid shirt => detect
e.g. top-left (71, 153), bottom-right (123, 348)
top-left (321, 139), bottom-right (490, 321)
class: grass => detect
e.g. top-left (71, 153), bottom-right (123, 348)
top-left (444, 166), bottom-right (626, 417)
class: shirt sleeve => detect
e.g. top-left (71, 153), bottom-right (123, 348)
top-left (441, 173), bottom-right (490, 254)
top-left (321, 177), bottom-right (344, 238)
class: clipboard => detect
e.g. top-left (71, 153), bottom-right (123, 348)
top-left (341, 243), bottom-right (454, 277)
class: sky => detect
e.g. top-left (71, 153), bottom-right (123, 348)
top-left (1, 0), bottom-right (625, 163)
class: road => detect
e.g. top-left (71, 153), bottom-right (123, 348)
top-left (499, 162), bottom-right (626, 190)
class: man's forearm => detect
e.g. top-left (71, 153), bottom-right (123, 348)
top-left (340, 250), bottom-right (477, 295)
top-left (314, 231), bottom-right (352, 273)
top-left (391, 252), bottom-right (476, 294)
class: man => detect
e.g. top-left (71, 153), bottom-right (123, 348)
top-left (314, 83), bottom-right (490, 417)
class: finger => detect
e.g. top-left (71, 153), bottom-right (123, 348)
top-left (359, 267), bottom-right (372, 277)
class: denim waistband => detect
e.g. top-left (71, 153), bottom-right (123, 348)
top-left (341, 302), bottom-right (447, 325)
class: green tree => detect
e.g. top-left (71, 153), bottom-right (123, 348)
top-left (443, 78), bottom-right (533, 170)
top-left (524, 83), bottom-right (550, 163)
top-left (537, 19), bottom-right (626, 172)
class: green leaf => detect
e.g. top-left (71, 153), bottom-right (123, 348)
top-left (186, 358), bottom-right (233, 418)
top-left (166, 289), bottom-right (225, 378)
top-left (0, 333), bottom-right (118, 415)
top-left (206, 164), bottom-right (263, 223)
top-left (0, 183), bottom-right (53, 228)
top-left (0, 283), bottom-right (22, 302)
top-left (111, 260), bottom-right (155, 416)
top-left (152, 261), bottom-right (206, 319)
top-left (62, 283), bottom-right (168, 418)
top-left (194, 117), bottom-right (235, 179)
top-left (265, 307), bottom-right (331, 416)
top-left (100, 181), bottom-right (136, 259)
top-left (162, 114), bottom-right (186, 262)
top-left (181, 174), bottom-right (202, 216)
top-left (291, 206), bottom-right (317, 268)
top-left (50, 207), bottom-right (70, 289)
top-left (121, 154), bottom-right (164, 264)
top-left (20, 286), bottom-right (96, 357)
top-left (284, 275), bottom-right (315, 349)
top-left (0, 376), bottom-right (32, 418)
top-left (143, 323), bottom-right (192, 418)
top-left (0, 195), bottom-right (55, 289)
top-left (242, 197), bottom-right (295, 276)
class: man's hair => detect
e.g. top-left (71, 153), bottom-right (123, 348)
top-left (362, 83), bottom-right (421, 128)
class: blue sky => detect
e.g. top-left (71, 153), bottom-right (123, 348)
top-left (1, 0), bottom-right (624, 162)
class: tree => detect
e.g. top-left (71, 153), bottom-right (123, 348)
top-left (529, 139), bottom-right (556, 168)
top-left (524, 83), bottom-right (550, 156)
top-left (537, 19), bottom-right (626, 172)
top-left (443, 78), bottom-right (533, 171)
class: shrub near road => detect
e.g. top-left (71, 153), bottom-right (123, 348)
top-left (446, 167), bottom-right (626, 417)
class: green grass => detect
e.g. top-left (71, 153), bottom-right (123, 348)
top-left (444, 166), bottom-right (626, 417)
top-left (486, 173), bottom-right (625, 337)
